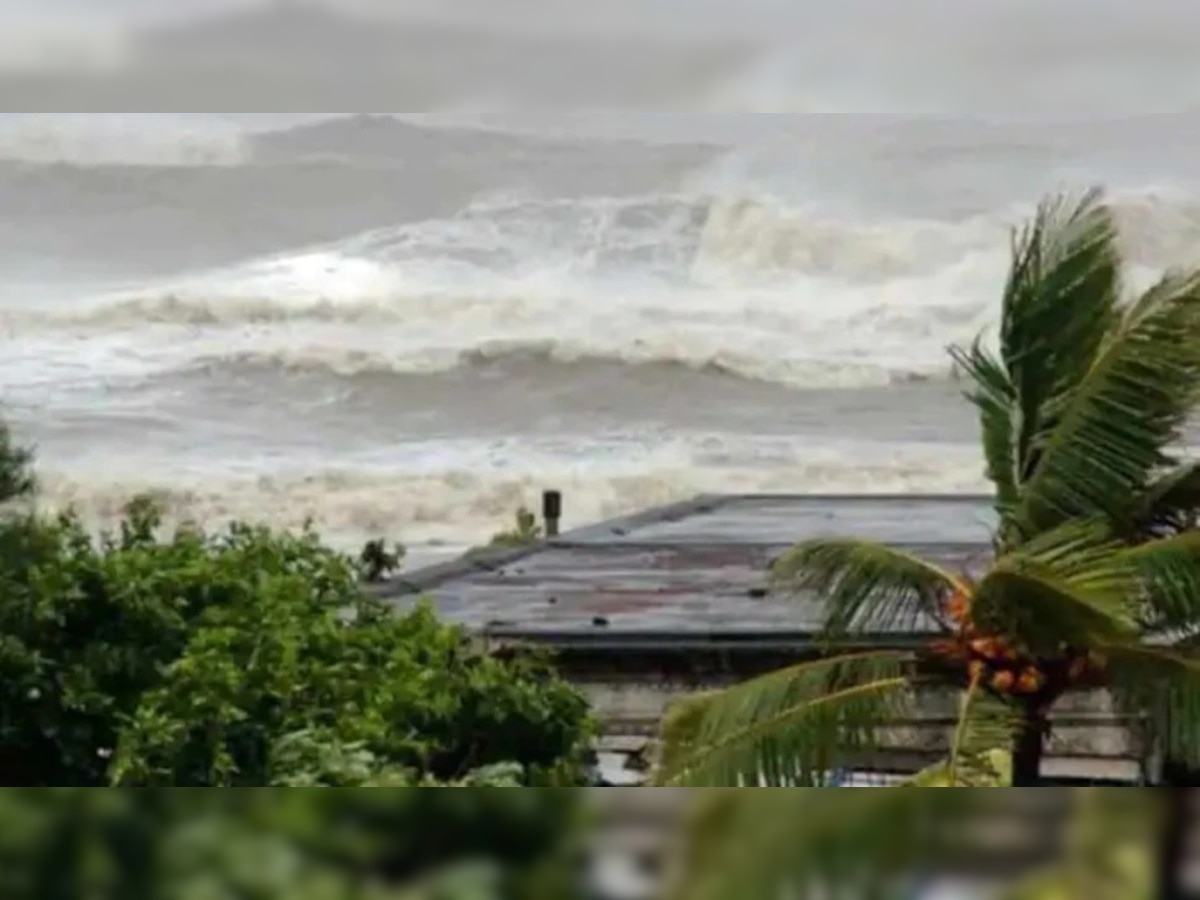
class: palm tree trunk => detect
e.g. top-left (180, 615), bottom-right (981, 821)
top-left (1157, 763), bottom-right (1196, 900)
top-left (1011, 706), bottom-right (1046, 786)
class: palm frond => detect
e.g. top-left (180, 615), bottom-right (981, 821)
top-left (1104, 642), bottom-right (1200, 769)
top-left (1129, 461), bottom-right (1200, 538)
top-left (999, 189), bottom-right (1122, 399)
top-left (950, 189), bottom-right (1122, 542)
top-left (909, 677), bottom-right (1018, 786)
top-left (1008, 266), bottom-right (1200, 543)
top-left (771, 538), bottom-right (965, 638)
top-left (1113, 530), bottom-right (1200, 634)
top-left (950, 335), bottom-right (1021, 519)
top-left (974, 519), bottom-right (1140, 654)
top-left (653, 650), bottom-right (917, 787)
top-left (656, 689), bottom-right (724, 784)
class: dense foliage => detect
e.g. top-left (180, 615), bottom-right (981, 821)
top-left (0, 496), bottom-right (593, 787)
top-left (0, 427), bottom-right (596, 898)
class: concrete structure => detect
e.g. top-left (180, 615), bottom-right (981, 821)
top-left (375, 492), bottom-right (1153, 785)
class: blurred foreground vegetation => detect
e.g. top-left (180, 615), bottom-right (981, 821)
top-left (0, 788), bottom-right (589, 900)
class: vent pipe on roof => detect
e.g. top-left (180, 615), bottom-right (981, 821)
top-left (543, 489), bottom-right (562, 538)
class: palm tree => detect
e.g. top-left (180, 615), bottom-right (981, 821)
top-left (653, 190), bottom-right (1200, 887)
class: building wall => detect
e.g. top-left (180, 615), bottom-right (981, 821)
top-left (577, 671), bottom-right (1148, 784)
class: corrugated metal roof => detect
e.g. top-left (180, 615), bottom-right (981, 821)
top-left (377, 493), bottom-right (997, 639)
top-left (564, 493), bottom-right (997, 546)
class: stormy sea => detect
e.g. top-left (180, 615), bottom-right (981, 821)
top-left (4, 0), bottom-right (1200, 563)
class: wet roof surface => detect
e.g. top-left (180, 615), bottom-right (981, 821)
top-left (381, 494), bottom-right (998, 640)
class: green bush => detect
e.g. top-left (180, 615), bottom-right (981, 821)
top-left (0, 497), bottom-right (594, 787)
top-left (486, 507), bottom-right (543, 549)
top-left (0, 431), bottom-right (596, 899)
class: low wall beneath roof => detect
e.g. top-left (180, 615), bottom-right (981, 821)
top-left (574, 666), bottom-right (1151, 784)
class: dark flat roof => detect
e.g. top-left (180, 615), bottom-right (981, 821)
top-left (375, 493), bottom-right (998, 645)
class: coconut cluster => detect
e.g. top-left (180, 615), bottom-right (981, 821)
top-left (932, 589), bottom-right (1106, 700)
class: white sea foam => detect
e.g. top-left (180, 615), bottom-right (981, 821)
top-left (10, 187), bottom-right (1197, 395)
top-left (34, 436), bottom-right (988, 554)
top-left (3, 194), bottom-right (1018, 390)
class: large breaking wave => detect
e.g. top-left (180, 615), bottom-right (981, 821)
top-left (9, 187), bottom-right (1196, 391)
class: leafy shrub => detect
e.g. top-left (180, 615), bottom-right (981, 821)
top-left (0, 497), bottom-right (594, 787)
top-left (487, 507), bottom-right (543, 549)
top-left (0, 431), bottom-right (595, 899)
top-left (357, 538), bottom-right (405, 583)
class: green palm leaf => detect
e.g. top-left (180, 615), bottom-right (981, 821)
top-left (1114, 529), bottom-right (1200, 633)
top-left (972, 519), bottom-right (1142, 653)
top-left (951, 334), bottom-right (1022, 518)
top-left (909, 677), bottom-right (1018, 787)
top-left (1102, 641), bottom-right (1200, 769)
top-left (997, 189), bottom-right (1122, 405)
top-left (970, 521), bottom-right (1200, 650)
top-left (951, 189), bottom-right (1122, 535)
top-left (771, 539), bottom-right (966, 637)
top-left (1129, 460), bottom-right (1200, 538)
top-left (653, 650), bottom-right (917, 786)
top-left (1007, 267), bottom-right (1200, 542)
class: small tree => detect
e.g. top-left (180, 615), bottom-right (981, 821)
top-left (487, 507), bottom-right (543, 549)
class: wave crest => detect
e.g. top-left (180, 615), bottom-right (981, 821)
top-left (12, 188), bottom-right (1200, 392)
top-left (36, 449), bottom-right (988, 553)
top-left (210, 341), bottom-right (941, 389)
